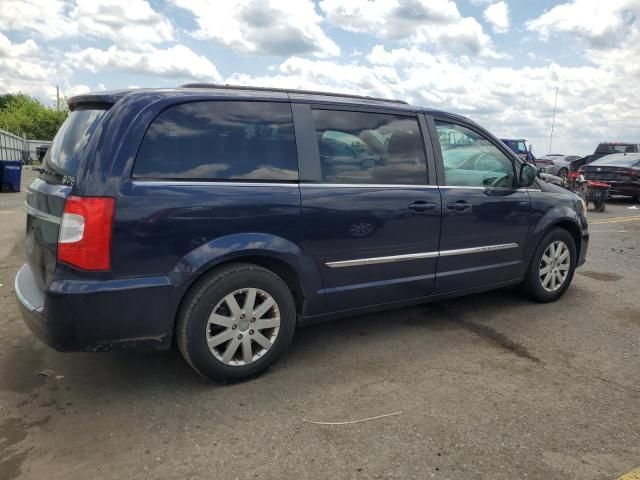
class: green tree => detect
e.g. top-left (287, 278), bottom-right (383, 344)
top-left (0, 93), bottom-right (68, 140)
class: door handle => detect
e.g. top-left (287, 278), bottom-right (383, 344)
top-left (408, 201), bottom-right (437, 212)
top-left (447, 201), bottom-right (471, 211)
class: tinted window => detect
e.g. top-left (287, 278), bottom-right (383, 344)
top-left (134, 101), bottom-right (298, 181)
top-left (311, 110), bottom-right (427, 185)
top-left (595, 144), bottom-right (637, 154)
top-left (436, 121), bottom-right (515, 188)
top-left (45, 108), bottom-right (108, 176)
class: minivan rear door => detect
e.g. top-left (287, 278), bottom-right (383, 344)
top-left (25, 107), bottom-right (108, 290)
top-left (295, 104), bottom-right (441, 312)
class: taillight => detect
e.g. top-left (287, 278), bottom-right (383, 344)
top-left (57, 196), bottom-right (115, 270)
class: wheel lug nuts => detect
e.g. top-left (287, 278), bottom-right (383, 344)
top-left (237, 334), bottom-right (243, 340)
top-left (249, 329), bottom-right (254, 335)
top-left (232, 324), bottom-right (237, 329)
top-left (250, 318), bottom-right (256, 322)
top-left (240, 314), bottom-right (245, 319)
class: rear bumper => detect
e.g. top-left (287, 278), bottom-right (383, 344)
top-left (606, 182), bottom-right (640, 197)
top-left (15, 264), bottom-right (176, 352)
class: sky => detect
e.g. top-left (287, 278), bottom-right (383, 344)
top-left (0, 0), bottom-right (639, 156)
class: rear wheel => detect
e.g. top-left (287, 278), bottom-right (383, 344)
top-left (521, 228), bottom-right (576, 302)
top-left (176, 263), bottom-right (296, 382)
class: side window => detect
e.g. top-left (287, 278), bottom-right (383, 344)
top-left (133, 101), bottom-right (298, 181)
top-left (311, 109), bottom-right (428, 185)
top-left (435, 121), bottom-right (515, 188)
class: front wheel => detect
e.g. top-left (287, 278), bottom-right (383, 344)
top-left (557, 168), bottom-right (568, 181)
top-left (521, 228), bottom-right (576, 302)
top-left (176, 263), bottom-right (296, 382)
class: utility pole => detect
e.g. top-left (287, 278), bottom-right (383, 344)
top-left (56, 85), bottom-right (60, 111)
top-left (548, 86), bottom-right (558, 154)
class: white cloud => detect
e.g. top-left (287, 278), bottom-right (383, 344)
top-left (70, 0), bottom-right (174, 48)
top-left (227, 44), bottom-right (640, 156)
top-left (483, 1), bottom-right (510, 34)
top-left (65, 45), bottom-right (221, 81)
top-left (319, 0), bottom-right (501, 57)
top-left (0, 0), bottom-right (174, 47)
top-left (171, 0), bottom-right (339, 57)
top-left (526, 0), bottom-right (640, 48)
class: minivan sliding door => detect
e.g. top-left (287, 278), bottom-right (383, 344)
top-left (294, 104), bottom-right (442, 312)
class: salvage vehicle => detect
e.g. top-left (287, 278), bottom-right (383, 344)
top-left (579, 153), bottom-right (640, 202)
top-left (570, 142), bottom-right (640, 173)
top-left (500, 138), bottom-right (535, 163)
top-left (535, 154), bottom-right (580, 180)
top-left (15, 85), bottom-right (589, 381)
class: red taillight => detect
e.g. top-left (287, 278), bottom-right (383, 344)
top-left (57, 196), bottom-right (115, 271)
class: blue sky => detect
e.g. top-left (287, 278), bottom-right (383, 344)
top-left (1, 0), bottom-right (639, 155)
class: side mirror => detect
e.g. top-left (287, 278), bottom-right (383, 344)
top-left (519, 163), bottom-right (537, 187)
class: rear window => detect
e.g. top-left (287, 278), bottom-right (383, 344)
top-left (595, 144), bottom-right (637, 154)
top-left (133, 101), bottom-right (298, 181)
top-left (45, 108), bottom-right (108, 177)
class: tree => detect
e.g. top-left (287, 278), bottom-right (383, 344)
top-left (0, 93), bottom-right (68, 140)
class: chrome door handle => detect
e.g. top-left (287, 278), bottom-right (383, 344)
top-left (409, 201), bottom-right (437, 212)
top-left (447, 201), bottom-right (471, 211)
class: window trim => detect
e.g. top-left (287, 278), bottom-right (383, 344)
top-left (302, 105), bottom-right (433, 186)
top-left (131, 99), bottom-right (299, 183)
top-left (428, 115), bottom-right (521, 190)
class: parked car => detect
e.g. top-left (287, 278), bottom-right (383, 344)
top-left (535, 154), bottom-right (581, 180)
top-left (579, 153), bottom-right (640, 202)
top-left (15, 85), bottom-right (589, 382)
top-left (538, 171), bottom-right (565, 187)
top-left (570, 142), bottom-right (640, 173)
top-left (500, 138), bottom-right (535, 163)
top-left (36, 145), bottom-right (49, 162)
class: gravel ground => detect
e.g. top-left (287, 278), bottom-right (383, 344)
top-left (1, 169), bottom-right (639, 480)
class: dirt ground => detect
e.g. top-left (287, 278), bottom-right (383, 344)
top-left (1, 169), bottom-right (639, 480)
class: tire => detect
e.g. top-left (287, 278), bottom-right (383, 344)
top-left (521, 228), bottom-right (577, 303)
top-left (1, 183), bottom-right (11, 193)
top-left (595, 200), bottom-right (605, 212)
top-left (176, 263), bottom-right (296, 382)
top-left (632, 195), bottom-right (640, 203)
top-left (558, 168), bottom-right (568, 181)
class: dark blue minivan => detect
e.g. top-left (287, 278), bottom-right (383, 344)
top-left (15, 85), bottom-right (589, 381)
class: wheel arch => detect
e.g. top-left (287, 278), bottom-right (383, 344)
top-left (169, 233), bottom-right (324, 331)
top-left (524, 206), bottom-right (583, 274)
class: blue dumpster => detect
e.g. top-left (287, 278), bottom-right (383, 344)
top-left (0, 161), bottom-right (22, 192)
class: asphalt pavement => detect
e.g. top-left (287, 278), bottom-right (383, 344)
top-left (1, 169), bottom-right (638, 479)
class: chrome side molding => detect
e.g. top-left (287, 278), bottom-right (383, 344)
top-left (326, 243), bottom-right (519, 268)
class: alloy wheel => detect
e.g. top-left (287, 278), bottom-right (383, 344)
top-left (539, 240), bottom-right (571, 292)
top-left (206, 288), bottom-right (281, 366)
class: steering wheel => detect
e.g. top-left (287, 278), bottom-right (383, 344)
top-left (482, 174), bottom-right (511, 188)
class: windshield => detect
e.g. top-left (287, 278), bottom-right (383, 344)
top-left (44, 108), bottom-right (108, 177)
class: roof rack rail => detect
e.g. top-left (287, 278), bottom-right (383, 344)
top-left (180, 83), bottom-right (409, 105)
